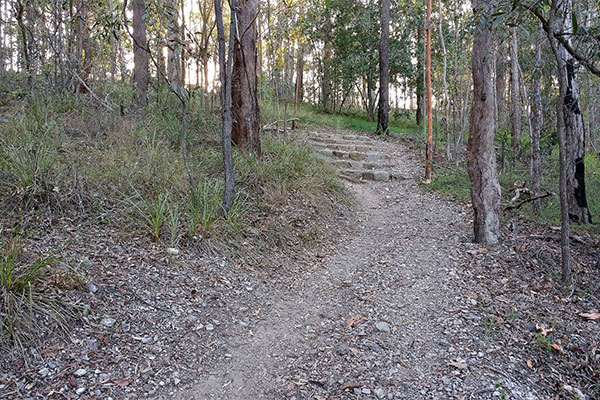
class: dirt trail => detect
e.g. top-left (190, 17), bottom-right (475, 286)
top-left (175, 134), bottom-right (543, 400)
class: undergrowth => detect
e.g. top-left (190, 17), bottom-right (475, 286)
top-left (0, 83), bottom-right (345, 255)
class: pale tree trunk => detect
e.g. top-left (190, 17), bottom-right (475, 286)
top-left (530, 25), bottom-right (543, 214)
top-left (509, 27), bottom-right (522, 160)
top-left (132, 0), bottom-right (149, 106)
top-left (293, 42), bottom-right (304, 128)
top-left (376, 0), bottom-right (390, 135)
top-left (467, 0), bottom-right (501, 245)
top-left (215, 0), bottom-right (235, 212)
top-left (180, 0), bottom-right (186, 87)
top-left (232, 0), bottom-right (261, 156)
top-left (438, 0), bottom-right (451, 161)
top-left (424, 0), bottom-right (433, 180)
top-left (321, 40), bottom-right (332, 113)
top-left (167, 0), bottom-right (181, 87)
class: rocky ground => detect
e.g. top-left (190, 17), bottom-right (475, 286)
top-left (1, 130), bottom-right (598, 400)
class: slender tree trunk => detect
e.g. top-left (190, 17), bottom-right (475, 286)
top-left (467, 0), bottom-right (501, 245)
top-left (510, 27), bottom-right (522, 160)
top-left (376, 0), bottom-right (390, 135)
top-left (77, 0), bottom-right (93, 94)
top-left (167, 0), bottom-right (181, 87)
top-left (424, 0), bottom-right (433, 180)
top-left (180, 0), bottom-right (186, 87)
top-left (530, 25), bottom-right (543, 214)
top-left (415, 24), bottom-right (424, 126)
top-left (495, 42), bottom-right (507, 131)
top-left (439, 0), bottom-right (451, 161)
top-left (232, 0), bottom-right (261, 156)
top-left (215, 0), bottom-right (235, 212)
top-left (132, 0), bottom-right (149, 106)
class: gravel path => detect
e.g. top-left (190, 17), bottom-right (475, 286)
top-left (175, 134), bottom-right (545, 400)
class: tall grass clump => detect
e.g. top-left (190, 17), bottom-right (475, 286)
top-left (0, 229), bottom-right (76, 350)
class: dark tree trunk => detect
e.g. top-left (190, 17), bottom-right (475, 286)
top-left (215, 0), bottom-right (235, 212)
top-left (415, 24), bottom-right (424, 127)
top-left (132, 0), bottom-right (149, 106)
top-left (321, 41), bottom-right (332, 113)
top-left (510, 27), bottom-right (522, 159)
top-left (167, 0), bottom-right (181, 87)
top-left (376, 0), bottom-right (390, 135)
top-left (530, 25), bottom-right (543, 214)
top-left (232, 0), bottom-right (261, 156)
top-left (467, 0), bottom-right (501, 245)
top-left (546, 0), bottom-right (572, 281)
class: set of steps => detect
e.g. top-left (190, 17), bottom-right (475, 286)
top-left (305, 132), bottom-right (395, 182)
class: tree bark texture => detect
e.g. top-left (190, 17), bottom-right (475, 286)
top-left (509, 27), bottom-right (522, 159)
top-left (424, 0), bottom-right (433, 179)
top-left (232, 0), bottom-right (261, 156)
top-left (132, 0), bottom-right (149, 106)
top-left (376, 0), bottom-right (390, 135)
top-left (467, 0), bottom-right (501, 245)
top-left (530, 25), bottom-right (543, 214)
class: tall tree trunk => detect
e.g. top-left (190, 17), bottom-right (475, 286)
top-left (321, 40), bottom-right (332, 113)
top-left (376, 0), bottom-right (390, 135)
top-left (215, 0), bottom-right (235, 212)
top-left (167, 0), bottom-right (181, 87)
top-left (424, 0), bottom-right (433, 180)
top-left (439, 0), bottom-right (451, 161)
top-left (415, 24), bottom-right (424, 126)
top-left (510, 27), bottom-right (522, 160)
top-left (77, 0), bottom-right (93, 94)
top-left (495, 42), bottom-right (507, 131)
top-left (546, 1), bottom-right (572, 281)
top-left (180, 0), bottom-right (186, 87)
top-left (545, 0), bottom-right (591, 224)
top-left (132, 0), bottom-right (149, 106)
top-left (530, 25), bottom-right (543, 214)
top-left (467, 0), bottom-right (501, 245)
top-left (232, 0), bottom-right (261, 156)
top-left (14, 0), bottom-right (31, 85)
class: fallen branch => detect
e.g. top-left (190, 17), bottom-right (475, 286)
top-left (504, 192), bottom-right (556, 211)
top-left (69, 70), bottom-right (116, 111)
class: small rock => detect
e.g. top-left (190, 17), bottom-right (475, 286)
top-left (174, 378), bottom-right (181, 385)
top-left (99, 373), bottom-right (109, 381)
top-left (336, 344), bottom-right (351, 356)
top-left (101, 318), bottom-right (116, 328)
top-left (369, 343), bottom-right (383, 353)
top-left (166, 248), bottom-right (180, 256)
top-left (375, 321), bottom-right (391, 333)
top-left (362, 388), bottom-right (371, 394)
top-left (75, 387), bottom-right (86, 395)
top-left (73, 368), bottom-right (87, 377)
top-left (375, 388), bottom-right (386, 398)
top-left (206, 323), bottom-right (214, 331)
top-left (141, 337), bottom-right (153, 344)
top-left (87, 283), bottom-right (99, 294)
top-left (38, 367), bottom-right (49, 377)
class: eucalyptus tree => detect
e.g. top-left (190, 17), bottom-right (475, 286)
top-left (467, 0), bottom-right (501, 244)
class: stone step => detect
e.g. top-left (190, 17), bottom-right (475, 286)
top-left (310, 133), bottom-right (373, 142)
top-left (308, 140), bottom-right (377, 153)
top-left (330, 160), bottom-right (393, 170)
top-left (339, 169), bottom-right (391, 182)
top-left (308, 136), bottom-right (374, 145)
top-left (330, 150), bottom-right (382, 162)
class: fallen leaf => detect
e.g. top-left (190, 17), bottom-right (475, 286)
top-left (252, 309), bottom-right (260, 317)
top-left (346, 314), bottom-right (366, 328)
top-left (526, 360), bottom-right (533, 369)
top-left (68, 376), bottom-right (78, 387)
top-left (579, 312), bottom-right (600, 320)
top-left (116, 379), bottom-right (130, 387)
top-left (551, 340), bottom-right (562, 353)
top-left (448, 361), bottom-right (468, 369)
top-left (342, 383), bottom-right (361, 390)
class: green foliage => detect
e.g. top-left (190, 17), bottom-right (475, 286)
top-left (187, 180), bottom-right (223, 235)
top-left (126, 191), bottom-right (170, 242)
top-left (0, 228), bottom-right (72, 348)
